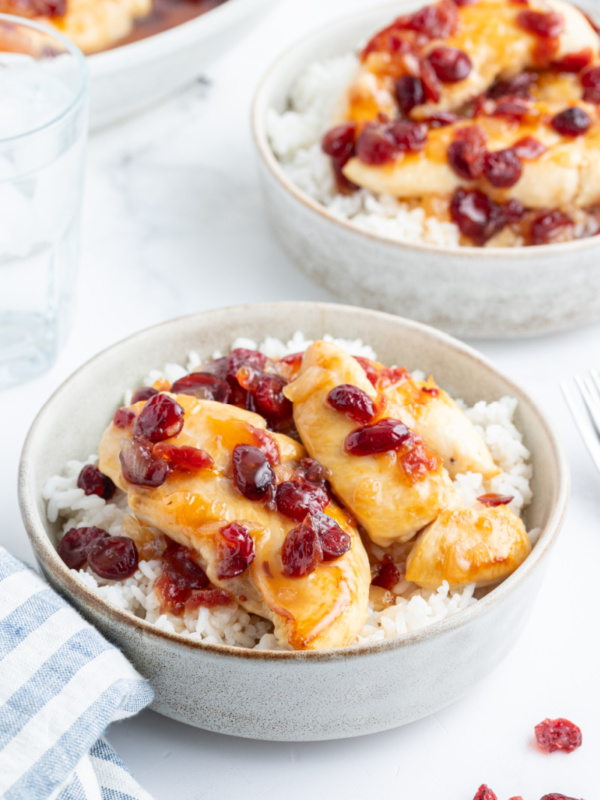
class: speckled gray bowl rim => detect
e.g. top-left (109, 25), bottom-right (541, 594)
top-left (251, 2), bottom-right (600, 258)
top-left (19, 302), bottom-right (569, 662)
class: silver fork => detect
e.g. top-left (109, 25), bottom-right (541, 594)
top-left (561, 369), bottom-right (600, 473)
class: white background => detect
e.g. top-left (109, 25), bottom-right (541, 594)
top-left (2, 0), bottom-right (600, 797)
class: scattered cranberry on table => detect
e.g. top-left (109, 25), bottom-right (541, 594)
top-left (535, 717), bottom-right (582, 753)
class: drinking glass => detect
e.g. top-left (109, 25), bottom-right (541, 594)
top-left (0, 14), bottom-right (88, 388)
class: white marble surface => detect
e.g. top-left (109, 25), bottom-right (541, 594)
top-left (2, 0), bottom-right (600, 797)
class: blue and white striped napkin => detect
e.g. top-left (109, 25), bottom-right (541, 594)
top-left (0, 547), bottom-right (155, 800)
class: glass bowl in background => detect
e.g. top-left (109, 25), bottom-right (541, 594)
top-left (0, 14), bottom-right (88, 388)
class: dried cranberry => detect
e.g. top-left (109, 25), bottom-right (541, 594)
top-left (281, 517), bottom-right (324, 578)
top-left (276, 480), bottom-right (329, 522)
top-left (447, 126), bottom-right (486, 180)
top-left (422, 111), bottom-right (459, 127)
top-left (87, 536), bottom-right (138, 580)
top-left (162, 539), bottom-right (209, 589)
top-left (473, 787), bottom-right (497, 800)
top-left (35, 0), bottom-right (67, 16)
top-left (153, 443), bottom-right (214, 471)
top-left (58, 526), bottom-right (109, 570)
top-left (450, 188), bottom-right (507, 245)
top-left (119, 438), bottom-right (170, 487)
top-left (251, 427), bottom-right (281, 466)
top-left (296, 457), bottom-right (329, 485)
top-left (503, 198), bottom-right (526, 222)
top-left (132, 393), bottom-right (184, 442)
top-left (517, 9), bottom-right (564, 37)
top-left (185, 589), bottom-right (233, 610)
top-left (252, 374), bottom-right (292, 422)
top-left (535, 718), bottom-right (582, 753)
top-left (372, 556), bottom-right (400, 590)
top-left (512, 136), bottom-right (547, 160)
top-left (345, 418), bottom-right (410, 456)
top-left (113, 407), bottom-right (136, 428)
top-left (553, 48), bottom-right (592, 72)
top-left (581, 66), bottom-right (600, 103)
top-left (354, 356), bottom-right (379, 386)
top-left (131, 386), bottom-right (158, 404)
top-left (421, 386), bottom-right (438, 397)
top-left (356, 124), bottom-right (397, 165)
top-left (326, 384), bottom-right (376, 423)
top-left (400, 442), bottom-right (441, 479)
top-left (395, 75), bottom-right (425, 115)
top-left (402, 0), bottom-right (458, 39)
top-left (419, 58), bottom-right (441, 103)
top-left (232, 444), bottom-right (275, 501)
top-left (530, 210), bottom-right (574, 245)
top-left (377, 366), bottom-right (410, 388)
top-left (77, 464), bottom-right (116, 500)
top-left (331, 159), bottom-right (359, 194)
top-left (388, 121), bottom-right (428, 152)
top-left (201, 356), bottom-right (228, 380)
top-left (487, 72), bottom-right (535, 99)
top-left (492, 95), bottom-right (530, 120)
top-left (484, 149), bottom-right (523, 187)
top-left (540, 795), bottom-right (581, 800)
top-left (534, 37), bottom-right (560, 65)
top-left (311, 512), bottom-right (351, 560)
top-left (477, 493), bottom-right (514, 506)
top-left (226, 348), bottom-right (267, 381)
top-left (170, 372), bottom-right (231, 403)
top-left (322, 122), bottom-right (357, 162)
top-left (551, 107), bottom-right (591, 136)
top-left (427, 46), bottom-right (472, 82)
top-left (218, 522), bottom-right (255, 579)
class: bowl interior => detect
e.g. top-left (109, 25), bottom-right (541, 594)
top-left (19, 303), bottom-right (568, 652)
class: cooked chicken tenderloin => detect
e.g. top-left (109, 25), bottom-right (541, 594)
top-left (98, 394), bottom-right (370, 650)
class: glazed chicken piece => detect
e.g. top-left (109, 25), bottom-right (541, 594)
top-left (283, 341), bottom-right (461, 547)
top-left (98, 394), bottom-right (370, 650)
top-left (342, 104), bottom-right (600, 209)
top-left (344, 0), bottom-right (599, 123)
top-left (405, 504), bottom-right (531, 589)
top-left (364, 362), bottom-right (499, 480)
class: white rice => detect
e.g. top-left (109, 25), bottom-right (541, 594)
top-left (43, 334), bottom-right (533, 651)
top-left (266, 53), bottom-right (462, 248)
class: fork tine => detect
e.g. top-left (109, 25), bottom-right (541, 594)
top-left (561, 381), bottom-right (600, 474)
top-left (575, 373), bottom-right (600, 438)
top-left (591, 368), bottom-right (600, 398)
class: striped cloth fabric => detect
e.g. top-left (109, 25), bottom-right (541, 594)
top-left (0, 547), bottom-right (155, 800)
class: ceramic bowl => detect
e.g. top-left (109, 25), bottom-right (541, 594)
top-left (88, 0), bottom-right (274, 128)
top-left (19, 303), bottom-right (568, 741)
top-left (251, 3), bottom-right (600, 339)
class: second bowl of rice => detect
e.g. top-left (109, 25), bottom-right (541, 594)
top-left (251, 2), bottom-right (600, 338)
top-left (19, 302), bottom-right (568, 740)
